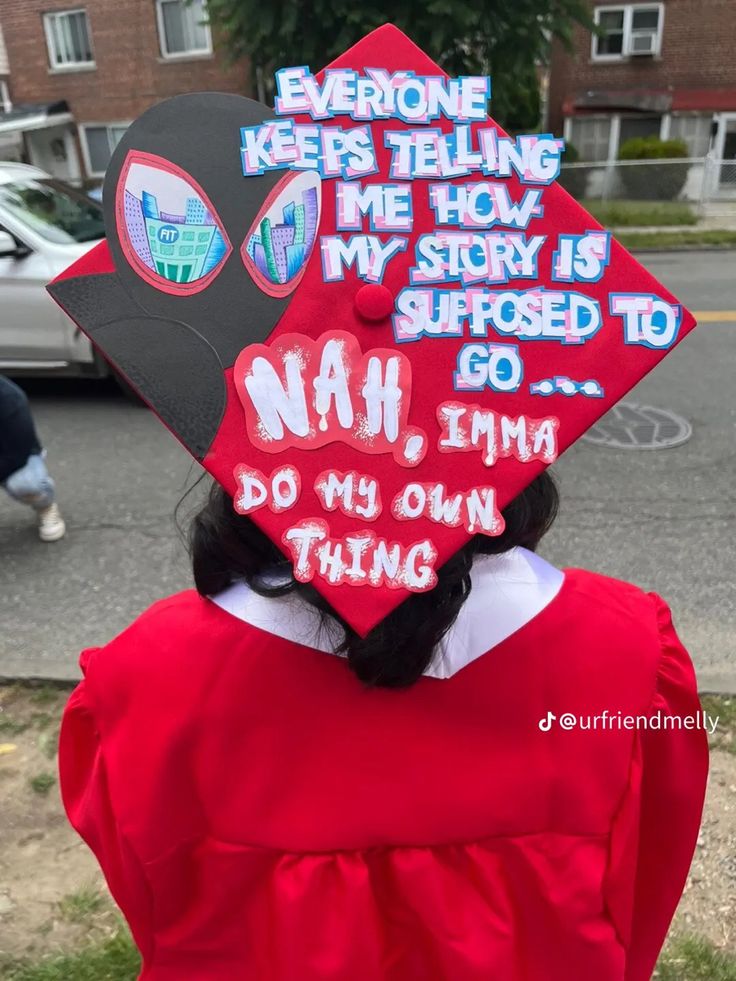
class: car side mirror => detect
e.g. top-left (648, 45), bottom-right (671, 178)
top-left (0, 229), bottom-right (30, 258)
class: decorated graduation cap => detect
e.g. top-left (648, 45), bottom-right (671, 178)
top-left (48, 24), bottom-right (696, 636)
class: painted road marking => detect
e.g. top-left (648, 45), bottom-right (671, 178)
top-left (692, 311), bottom-right (736, 322)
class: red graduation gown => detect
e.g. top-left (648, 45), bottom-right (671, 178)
top-left (58, 568), bottom-right (708, 980)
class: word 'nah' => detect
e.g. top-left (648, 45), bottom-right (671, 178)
top-left (234, 331), bottom-right (428, 467)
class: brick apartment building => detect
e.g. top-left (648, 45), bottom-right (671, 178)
top-left (548, 0), bottom-right (736, 191)
top-left (0, 0), bottom-right (249, 183)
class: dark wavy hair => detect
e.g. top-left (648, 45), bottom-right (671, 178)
top-left (189, 472), bottom-right (558, 688)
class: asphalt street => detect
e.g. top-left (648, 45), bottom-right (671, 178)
top-left (1, 250), bottom-right (735, 690)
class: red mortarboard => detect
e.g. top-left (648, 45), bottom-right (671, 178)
top-left (48, 25), bottom-right (696, 636)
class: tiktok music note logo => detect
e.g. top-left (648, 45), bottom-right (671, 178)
top-left (538, 711), bottom-right (556, 731)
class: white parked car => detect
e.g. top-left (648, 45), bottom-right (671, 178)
top-left (0, 161), bottom-right (108, 378)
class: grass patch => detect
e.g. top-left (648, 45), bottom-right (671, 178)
top-left (0, 711), bottom-right (54, 738)
top-left (1, 928), bottom-right (139, 981)
top-left (3, 928), bottom-right (733, 981)
top-left (29, 712), bottom-right (53, 730)
top-left (38, 726), bottom-right (60, 761)
top-left (0, 686), bottom-right (66, 744)
top-left (617, 230), bottom-right (736, 250)
top-left (583, 199), bottom-right (697, 228)
top-left (656, 935), bottom-right (736, 979)
top-left (701, 694), bottom-right (736, 754)
top-left (58, 888), bottom-right (105, 924)
top-left (29, 773), bottom-right (56, 796)
top-left (28, 687), bottom-right (65, 707)
top-left (0, 719), bottom-right (30, 737)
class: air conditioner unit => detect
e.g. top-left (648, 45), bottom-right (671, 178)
top-left (629, 31), bottom-right (658, 55)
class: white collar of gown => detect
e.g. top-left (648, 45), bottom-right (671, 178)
top-left (210, 547), bottom-right (564, 680)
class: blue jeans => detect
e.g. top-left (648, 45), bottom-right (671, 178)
top-left (0, 375), bottom-right (55, 510)
top-left (4, 452), bottom-right (56, 510)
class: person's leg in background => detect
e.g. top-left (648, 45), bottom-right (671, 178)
top-left (0, 376), bottom-right (66, 542)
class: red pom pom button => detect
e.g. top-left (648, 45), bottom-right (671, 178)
top-left (355, 284), bottom-right (394, 322)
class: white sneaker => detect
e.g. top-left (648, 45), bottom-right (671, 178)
top-left (37, 503), bottom-right (66, 542)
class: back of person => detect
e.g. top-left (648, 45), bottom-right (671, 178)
top-left (60, 549), bottom-right (706, 981)
top-left (51, 23), bottom-right (707, 980)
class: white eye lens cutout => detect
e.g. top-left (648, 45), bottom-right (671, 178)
top-left (117, 150), bottom-right (231, 295)
top-left (241, 170), bottom-right (321, 297)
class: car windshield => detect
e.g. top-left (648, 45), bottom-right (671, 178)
top-left (0, 178), bottom-right (105, 244)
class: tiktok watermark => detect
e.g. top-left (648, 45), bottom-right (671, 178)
top-left (538, 710), bottom-right (718, 734)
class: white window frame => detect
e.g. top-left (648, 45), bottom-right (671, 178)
top-left (591, 3), bottom-right (664, 62)
top-left (564, 114), bottom-right (619, 163)
top-left (155, 0), bottom-right (213, 60)
top-left (79, 122), bottom-right (130, 177)
top-left (43, 8), bottom-right (95, 71)
top-left (564, 112), bottom-right (670, 163)
top-left (713, 113), bottom-right (736, 161)
top-left (0, 22), bottom-right (10, 75)
top-left (1, 80), bottom-right (12, 114)
top-left (665, 112), bottom-right (716, 157)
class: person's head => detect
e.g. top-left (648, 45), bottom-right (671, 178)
top-left (189, 472), bottom-right (559, 688)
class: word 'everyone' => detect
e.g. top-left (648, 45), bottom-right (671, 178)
top-left (274, 68), bottom-right (491, 122)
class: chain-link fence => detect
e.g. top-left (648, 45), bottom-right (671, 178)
top-left (558, 155), bottom-right (736, 219)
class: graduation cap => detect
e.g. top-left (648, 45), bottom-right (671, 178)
top-left (47, 24), bottom-right (696, 636)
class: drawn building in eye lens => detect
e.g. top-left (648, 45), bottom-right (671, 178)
top-left (123, 189), bottom-right (153, 268)
top-left (246, 185), bottom-right (319, 286)
top-left (124, 189), bottom-right (225, 285)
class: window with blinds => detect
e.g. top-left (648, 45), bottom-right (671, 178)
top-left (43, 9), bottom-right (94, 69)
top-left (669, 115), bottom-right (714, 158)
top-left (156, 0), bottom-right (212, 58)
top-left (568, 117), bottom-right (613, 162)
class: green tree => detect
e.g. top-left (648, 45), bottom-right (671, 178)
top-left (206, 0), bottom-right (591, 131)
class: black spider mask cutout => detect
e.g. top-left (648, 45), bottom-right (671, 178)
top-left (48, 93), bottom-right (320, 460)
